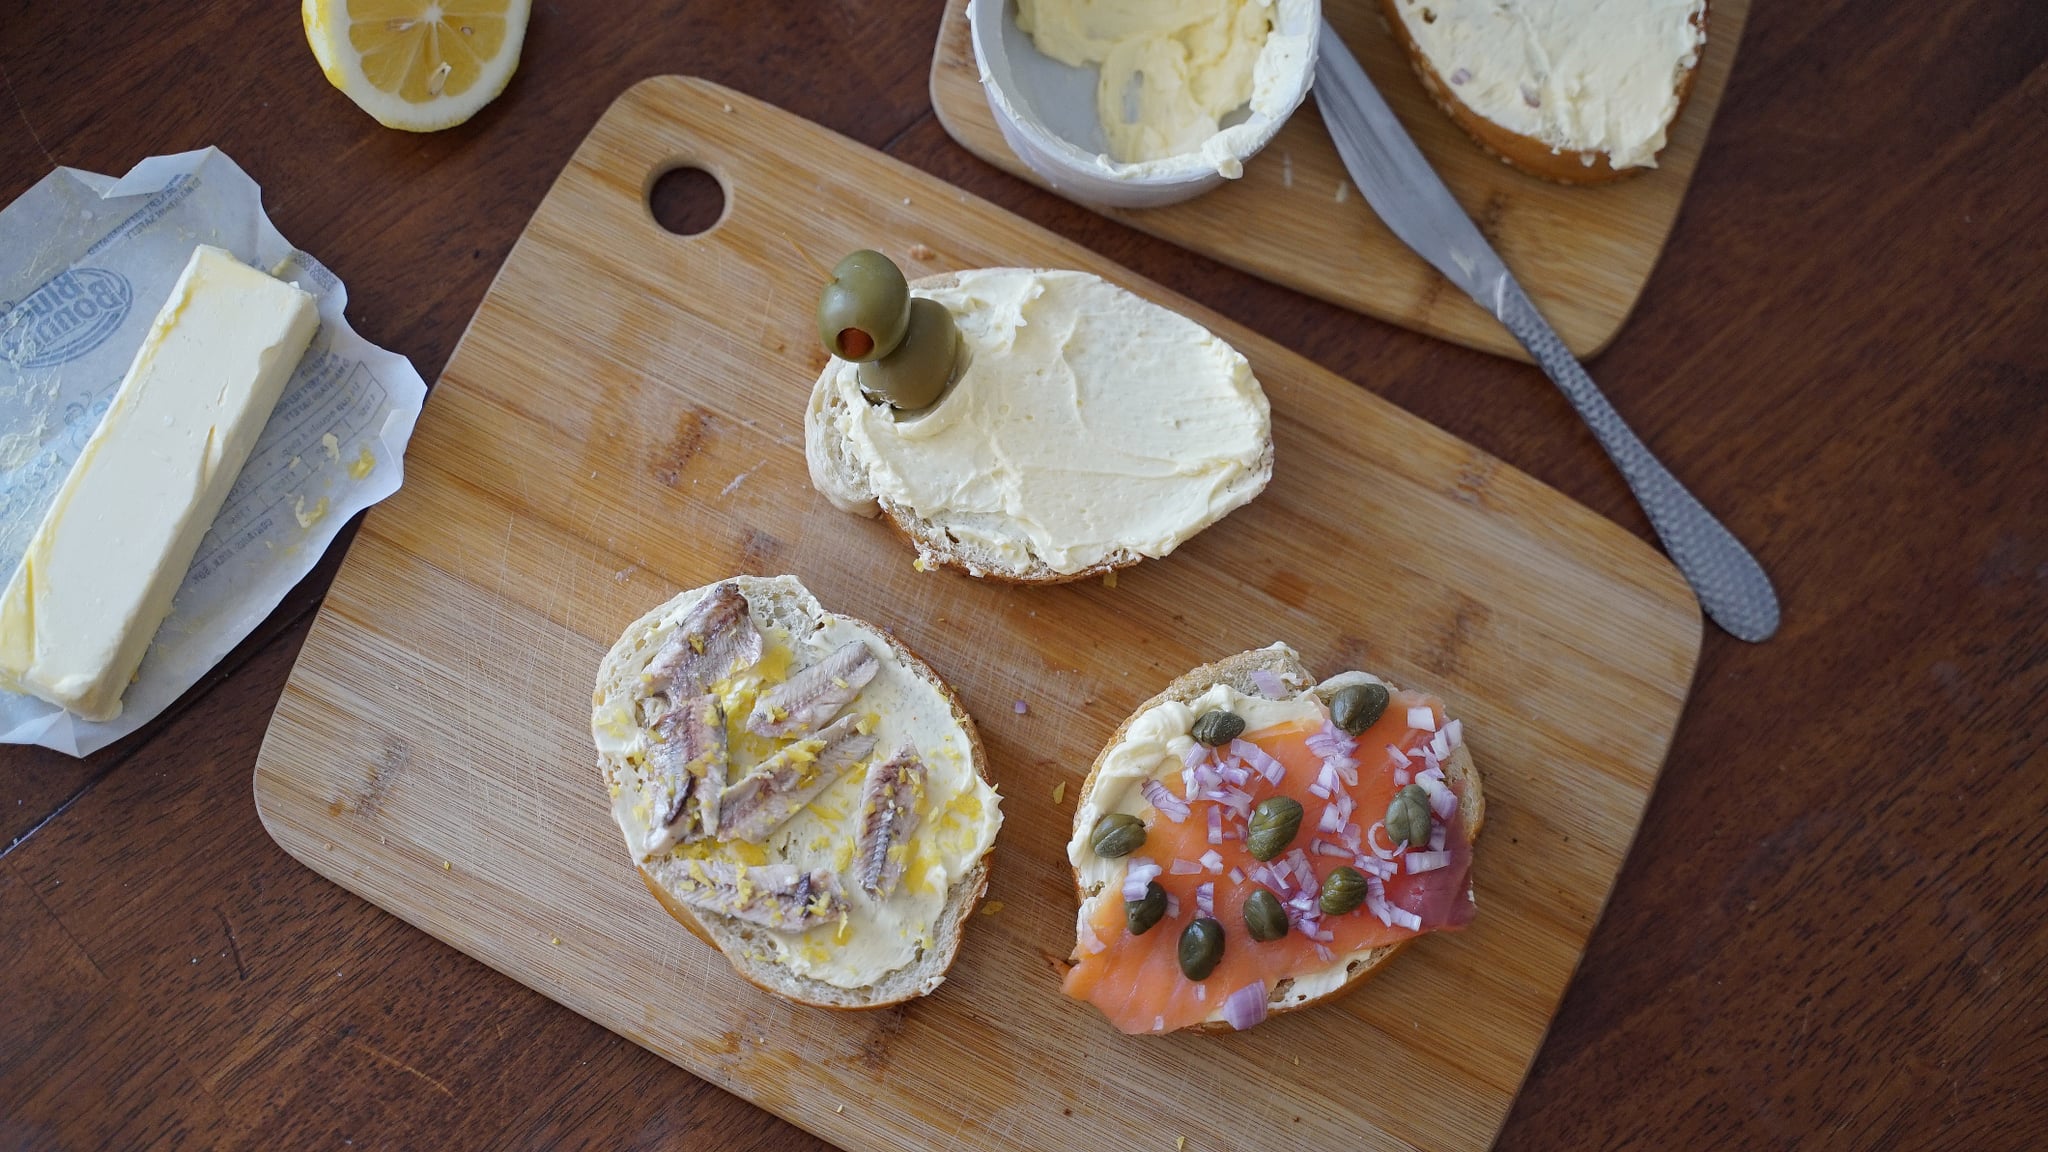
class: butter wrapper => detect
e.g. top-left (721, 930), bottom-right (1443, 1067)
top-left (0, 148), bottom-right (427, 757)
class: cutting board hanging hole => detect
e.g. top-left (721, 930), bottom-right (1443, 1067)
top-left (648, 165), bottom-right (726, 236)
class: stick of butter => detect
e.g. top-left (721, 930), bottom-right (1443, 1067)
top-left (0, 245), bottom-right (319, 722)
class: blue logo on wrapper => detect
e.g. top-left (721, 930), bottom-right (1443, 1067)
top-left (0, 268), bottom-right (134, 370)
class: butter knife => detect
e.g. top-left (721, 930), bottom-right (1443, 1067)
top-left (1313, 20), bottom-right (1779, 642)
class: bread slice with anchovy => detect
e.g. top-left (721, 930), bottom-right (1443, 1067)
top-left (593, 574), bottom-right (1000, 1009)
top-left (1070, 645), bottom-right (1483, 1031)
top-left (805, 270), bottom-right (1274, 584)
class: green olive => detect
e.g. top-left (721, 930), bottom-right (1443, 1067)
top-left (857, 297), bottom-right (959, 411)
top-left (1246, 796), bottom-right (1304, 861)
top-left (1243, 888), bottom-right (1289, 942)
top-left (1320, 866), bottom-right (1368, 916)
top-left (1385, 784), bottom-right (1432, 850)
top-left (1331, 683), bottom-right (1390, 736)
top-left (1190, 709), bottom-right (1246, 747)
top-left (1178, 917), bottom-right (1225, 980)
top-left (817, 249), bottom-right (910, 363)
top-left (1090, 812), bottom-right (1148, 859)
top-left (1126, 880), bottom-right (1167, 936)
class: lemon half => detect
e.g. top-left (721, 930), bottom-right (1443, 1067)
top-left (304, 0), bottom-right (531, 132)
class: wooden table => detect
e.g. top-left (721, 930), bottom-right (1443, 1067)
top-left (2, 2), bottom-right (2041, 1147)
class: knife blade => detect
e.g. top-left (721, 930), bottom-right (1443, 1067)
top-left (1313, 20), bottom-right (1779, 642)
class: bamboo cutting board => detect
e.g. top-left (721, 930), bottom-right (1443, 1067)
top-left (255, 77), bottom-right (1700, 1152)
top-left (930, 0), bottom-right (1748, 360)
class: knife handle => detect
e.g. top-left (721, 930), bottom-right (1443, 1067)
top-left (1495, 280), bottom-right (1781, 642)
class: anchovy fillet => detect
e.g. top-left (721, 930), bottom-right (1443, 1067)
top-left (645, 582), bottom-right (762, 700)
top-left (717, 715), bottom-right (877, 842)
top-left (746, 640), bottom-right (879, 739)
top-left (656, 859), bottom-right (844, 931)
top-left (645, 694), bottom-right (727, 840)
top-left (854, 746), bottom-right (927, 899)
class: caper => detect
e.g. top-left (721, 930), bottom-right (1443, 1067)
top-left (1320, 866), bottom-right (1368, 916)
top-left (817, 249), bottom-right (910, 362)
top-left (1191, 709), bottom-right (1246, 747)
top-left (1126, 880), bottom-right (1167, 936)
top-left (1090, 812), bottom-right (1148, 859)
top-left (1331, 683), bottom-right (1390, 736)
top-left (1385, 783), bottom-right (1432, 850)
top-left (1178, 917), bottom-right (1225, 980)
top-left (1246, 795), bottom-right (1303, 861)
top-left (1243, 888), bottom-right (1289, 942)
top-left (857, 297), bottom-right (960, 411)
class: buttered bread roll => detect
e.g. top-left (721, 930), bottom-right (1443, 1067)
top-left (592, 575), bottom-right (1002, 1008)
top-left (806, 265), bottom-right (1273, 583)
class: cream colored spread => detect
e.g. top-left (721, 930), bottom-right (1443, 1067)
top-left (814, 268), bottom-right (1270, 576)
top-left (1068, 654), bottom-right (1387, 1019)
top-left (0, 245), bottom-right (317, 720)
top-left (1018, 0), bottom-right (1273, 165)
top-left (1391, 0), bottom-right (1705, 169)
top-left (594, 584), bottom-right (1001, 990)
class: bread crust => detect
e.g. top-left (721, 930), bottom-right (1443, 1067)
top-left (806, 272), bottom-right (1272, 585)
top-left (598, 575), bottom-right (997, 1010)
top-left (1069, 645), bottom-right (1484, 1032)
top-left (1379, 0), bottom-right (1708, 185)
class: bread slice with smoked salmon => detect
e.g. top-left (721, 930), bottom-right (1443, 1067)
top-left (1063, 644), bottom-right (1482, 1034)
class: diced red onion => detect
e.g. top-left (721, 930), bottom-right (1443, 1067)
top-left (1250, 670), bottom-right (1285, 698)
top-left (1443, 719), bottom-right (1463, 749)
top-left (1405, 850), bottom-right (1453, 874)
top-left (1142, 779), bottom-right (1190, 822)
top-left (1312, 943), bottom-right (1334, 963)
top-left (1429, 823), bottom-right (1447, 852)
top-left (1231, 739), bottom-right (1286, 785)
top-left (1389, 906), bottom-right (1422, 930)
top-left (1429, 729), bottom-right (1450, 760)
top-left (1340, 822), bottom-right (1363, 850)
top-left (1165, 892), bottom-right (1180, 919)
top-left (1013, 699), bottom-right (1028, 714)
top-left (1416, 763), bottom-right (1446, 786)
top-left (1195, 882), bottom-right (1214, 918)
top-left (1154, 1015), bottom-right (1165, 1032)
top-left (1421, 777), bottom-right (1457, 820)
top-left (1121, 858), bottom-right (1161, 899)
top-left (1317, 804), bottom-right (1344, 834)
top-left (1227, 867), bottom-right (1244, 885)
top-left (1353, 854), bottom-right (1396, 879)
top-left (1386, 743), bottom-right (1411, 767)
top-left (1312, 839), bottom-right (1351, 858)
top-left (1200, 849), bottom-right (1224, 874)
top-left (1207, 807), bottom-right (1223, 845)
top-left (1217, 787), bottom-right (1254, 817)
top-left (1367, 820), bottom-right (1406, 860)
top-left (1181, 743), bottom-right (1209, 772)
top-left (1365, 876), bottom-right (1396, 927)
top-left (1079, 919), bottom-right (1106, 954)
top-left (1171, 858), bottom-right (1202, 875)
top-left (1219, 982), bottom-right (1268, 1030)
top-left (1219, 761), bottom-right (1251, 787)
top-left (1308, 782), bottom-right (1331, 800)
top-left (1195, 984), bottom-right (1206, 1002)
top-left (1393, 768), bottom-right (1410, 786)
top-left (1406, 706), bottom-right (1435, 732)
top-left (1313, 929), bottom-right (1334, 942)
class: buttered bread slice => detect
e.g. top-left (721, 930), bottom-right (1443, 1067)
top-left (806, 268), bottom-right (1273, 583)
top-left (1383, 0), bottom-right (1707, 182)
top-left (592, 575), bottom-right (1002, 1008)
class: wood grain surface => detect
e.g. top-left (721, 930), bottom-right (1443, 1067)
top-left (251, 75), bottom-right (1697, 1152)
top-left (2, 2), bottom-right (2044, 1150)
top-left (929, 0), bottom-right (1748, 360)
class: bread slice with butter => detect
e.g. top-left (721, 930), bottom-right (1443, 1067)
top-left (1382, 0), bottom-right (1708, 183)
top-left (1062, 644), bottom-right (1483, 1034)
top-left (806, 268), bottom-right (1273, 583)
top-left (592, 574), bottom-right (1002, 1008)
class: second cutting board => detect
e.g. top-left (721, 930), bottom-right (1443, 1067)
top-left (255, 77), bottom-right (1701, 1152)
